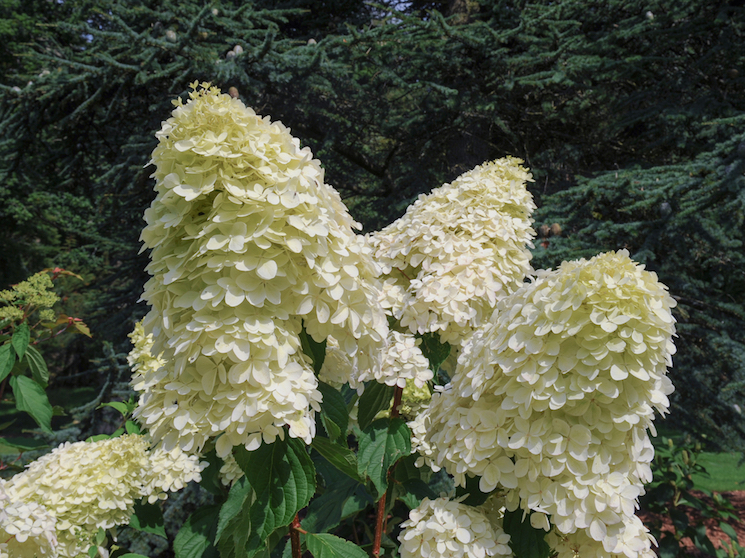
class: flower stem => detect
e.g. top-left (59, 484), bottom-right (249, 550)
top-left (290, 514), bottom-right (302, 558)
top-left (371, 385), bottom-right (405, 558)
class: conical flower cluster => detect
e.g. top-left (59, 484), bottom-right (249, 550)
top-left (369, 157), bottom-right (536, 345)
top-left (135, 83), bottom-right (388, 457)
top-left (419, 250), bottom-right (675, 555)
top-left (3, 435), bottom-right (202, 557)
top-left (398, 496), bottom-right (513, 558)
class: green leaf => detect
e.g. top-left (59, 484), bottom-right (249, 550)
top-left (215, 477), bottom-right (252, 543)
top-left (502, 508), bottom-right (551, 558)
top-left (0, 436), bottom-right (47, 453)
top-left (400, 479), bottom-right (437, 509)
top-left (719, 521), bottom-right (738, 542)
top-left (100, 401), bottom-right (130, 416)
top-left (357, 382), bottom-right (395, 431)
top-left (24, 345), bottom-right (48, 387)
top-left (418, 332), bottom-right (451, 374)
top-left (454, 474), bottom-right (490, 506)
top-left (52, 405), bottom-right (66, 416)
top-left (310, 437), bottom-right (364, 483)
top-left (129, 501), bottom-right (167, 539)
top-left (200, 449), bottom-right (228, 497)
top-left (0, 419), bottom-right (16, 432)
top-left (233, 437), bottom-right (316, 552)
top-left (318, 382), bottom-right (348, 443)
top-left (11, 322), bottom-right (30, 361)
top-left (9, 375), bottom-right (52, 433)
top-left (173, 505), bottom-right (221, 558)
top-left (301, 475), bottom-right (371, 534)
top-left (356, 419), bottom-right (411, 497)
top-left (306, 533), bottom-right (368, 558)
top-left (0, 343), bottom-right (15, 382)
top-left (125, 420), bottom-right (141, 435)
top-left (299, 326), bottom-right (326, 374)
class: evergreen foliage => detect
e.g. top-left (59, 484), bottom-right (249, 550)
top-left (0, 0), bottom-right (744, 448)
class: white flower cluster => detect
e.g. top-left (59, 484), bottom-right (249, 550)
top-left (354, 330), bottom-right (433, 389)
top-left (135, 83), bottom-right (388, 457)
top-left (3, 435), bottom-right (204, 557)
top-left (417, 250), bottom-right (675, 557)
top-left (370, 157), bottom-right (536, 345)
top-left (0, 481), bottom-right (58, 558)
top-left (399, 496), bottom-right (512, 558)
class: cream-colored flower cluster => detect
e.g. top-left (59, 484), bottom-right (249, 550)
top-left (369, 157), bottom-right (536, 345)
top-left (354, 330), bottom-right (433, 389)
top-left (398, 496), bottom-right (512, 558)
top-left (135, 83), bottom-right (388, 457)
top-left (0, 481), bottom-right (58, 558)
top-left (418, 250), bottom-right (675, 556)
top-left (3, 435), bottom-right (203, 557)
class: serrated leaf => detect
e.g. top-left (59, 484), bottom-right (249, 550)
top-left (502, 508), bottom-right (551, 558)
top-left (418, 332), bottom-right (451, 374)
top-left (299, 326), bottom-right (326, 374)
top-left (233, 437), bottom-right (316, 552)
top-left (357, 382), bottom-right (395, 431)
top-left (215, 477), bottom-right (252, 543)
top-left (173, 505), bottom-right (221, 558)
top-left (24, 345), bottom-right (49, 387)
top-left (129, 501), bottom-right (167, 539)
top-left (306, 533), bottom-right (368, 558)
top-left (318, 382), bottom-right (348, 443)
top-left (0, 343), bottom-right (15, 382)
top-left (356, 419), bottom-right (411, 497)
top-left (9, 375), bottom-right (53, 433)
top-left (311, 437), bottom-right (363, 483)
top-left (11, 323), bottom-right (30, 361)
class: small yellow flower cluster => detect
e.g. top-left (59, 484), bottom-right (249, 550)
top-left (0, 271), bottom-right (59, 323)
top-left (369, 158), bottom-right (536, 345)
top-left (0, 481), bottom-right (58, 558)
top-left (418, 251), bottom-right (675, 556)
top-left (398, 496), bottom-right (512, 558)
top-left (135, 84), bottom-right (387, 457)
top-left (3, 435), bottom-right (204, 557)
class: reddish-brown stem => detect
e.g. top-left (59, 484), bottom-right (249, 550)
top-left (290, 514), bottom-right (302, 558)
top-left (372, 385), bottom-right (406, 557)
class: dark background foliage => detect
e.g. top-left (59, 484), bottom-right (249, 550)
top-left (1, 0), bottom-right (743, 449)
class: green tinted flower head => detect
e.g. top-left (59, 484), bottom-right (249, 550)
top-left (0, 272), bottom-right (59, 324)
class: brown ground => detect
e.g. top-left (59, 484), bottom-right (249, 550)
top-left (639, 491), bottom-right (745, 557)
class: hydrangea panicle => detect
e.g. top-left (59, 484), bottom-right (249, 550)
top-left (135, 83), bottom-right (388, 457)
top-left (419, 250), bottom-right (676, 555)
top-left (370, 157), bottom-right (536, 345)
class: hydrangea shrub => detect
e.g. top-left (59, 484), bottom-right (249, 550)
top-left (0, 84), bottom-right (680, 558)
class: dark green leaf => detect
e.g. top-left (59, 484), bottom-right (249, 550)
top-left (0, 436), bottom-right (47, 453)
top-left (118, 554), bottom-right (151, 558)
top-left (302, 475), bottom-right (371, 534)
top-left (125, 420), bottom-right (141, 435)
top-left (0, 419), bottom-right (16, 432)
top-left (9, 375), bottom-right (52, 433)
top-left (318, 382), bottom-right (348, 443)
top-left (52, 405), bottom-right (66, 417)
top-left (357, 382), bottom-right (394, 431)
top-left (200, 449), bottom-right (228, 498)
top-left (299, 326), bottom-right (326, 374)
top-left (400, 479), bottom-right (437, 508)
top-left (418, 332), bottom-right (451, 374)
top-left (233, 437), bottom-right (316, 552)
top-left (356, 418), bottom-right (411, 497)
top-left (129, 501), bottom-right (167, 539)
top-left (11, 323), bottom-right (30, 361)
top-left (306, 533), bottom-right (368, 558)
top-left (719, 521), bottom-right (738, 542)
top-left (24, 345), bottom-right (48, 387)
top-left (0, 343), bottom-right (14, 382)
top-left (100, 401), bottom-right (130, 416)
top-left (173, 505), bottom-right (221, 558)
top-left (311, 437), bottom-right (364, 483)
top-left (215, 477), bottom-right (252, 543)
top-left (502, 508), bottom-right (551, 558)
